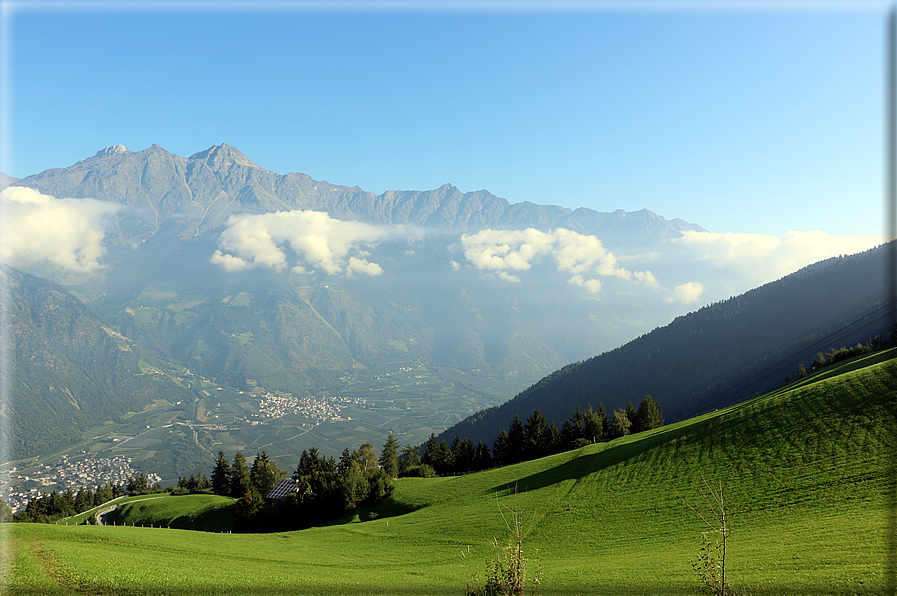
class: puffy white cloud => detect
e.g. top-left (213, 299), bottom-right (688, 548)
top-left (674, 230), bottom-right (884, 286)
top-left (459, 227), bottom-right (654, 295)
top-left (0, 186), bottom-right (119, 273)
top-left (667, 281), bottom-right (704, 305)
top-left (209, 251), bottom-right (251, 272)
top-left (568, 274), bottom-right (602, 295)
top-left (212, 210), bottom-right (391, 276)
top-left (633, 270), bottom-right (660, 290)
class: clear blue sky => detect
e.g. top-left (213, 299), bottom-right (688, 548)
top-left (0, 1), bottom-right (889, 237)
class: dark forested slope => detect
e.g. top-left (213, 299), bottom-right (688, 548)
top-left (439, 242), bottom-right (896, 446)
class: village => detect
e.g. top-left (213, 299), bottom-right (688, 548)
top-left (2, 454), bottom-right (161, 513)
top-left (255, 393), bottom-right (367, 422)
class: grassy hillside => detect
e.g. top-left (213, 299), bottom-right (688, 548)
top-left (107, 494), bottom-right (237, 533)
top-left (3, 349), bottom-right (893, 595)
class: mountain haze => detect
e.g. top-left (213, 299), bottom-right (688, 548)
top-left (1, 143), bottom-right (885, 469)
top-left (438, 242), bottom-right (896, 447)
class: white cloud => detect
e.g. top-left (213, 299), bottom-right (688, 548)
top-left (212, 210), bottom-right (391, 276)
top-left (674, 230), bottom-right (884, 286)
top-left (0, 186), bottom-right (119, 273)
top-left (667, 281), bottom-right (704, 305)
top-left (209, 251), bottom-right (251, 272)
top-left (568, 274), bottom-right (602, 295)
top-left (633, 270), bottom-right (660, 290)
top-left (460, 227), bottom-right (655, 295)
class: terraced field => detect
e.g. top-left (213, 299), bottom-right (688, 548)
top-left (3, 350), bottom-right (893, 595)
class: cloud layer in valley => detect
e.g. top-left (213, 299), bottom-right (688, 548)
top-left (672, 230), bottom-right (885, 287)
top-left (459, 227), bottom-right (674, 298)
top-left (211, 210), bottom-right (395, 276)
top-left (0, 187), bottom-right (120, 272)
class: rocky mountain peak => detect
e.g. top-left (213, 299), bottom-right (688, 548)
top-left (94, 145), bottom-right (127, 157)
top-left (188, 143), bottom-right (258, 170)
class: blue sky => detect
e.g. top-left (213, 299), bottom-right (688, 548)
top-left (0, 1), bottom-right (889, 237)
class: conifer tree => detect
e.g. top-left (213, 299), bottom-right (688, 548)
top-left (380, 435), bottom-right (400, 479)
top-left (523, 410), bottom-right (549, 460)
top-left (493, 428), bottom-right (510, 466)
top-left (211, 450), bottom-right (232, 496)
top-left (635, 395), bottom-right (664, 432)
top-left (506, 415), bottom-right (526, 464)
top-left (625, 401), bottom-right (640, 433)
top-left (474, 440), bottom-right (493, 470)
top-left (230, 452), bottom-right (252, 498)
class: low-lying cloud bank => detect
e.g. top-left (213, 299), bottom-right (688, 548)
top-left (0, 187), bottom-right (119, 272)
top-left (459, 227), bottom-right (676, 298)
top-left (673, 230), bottom-right (884, 287)
top-left (211, 210), bottom-right (395, 276)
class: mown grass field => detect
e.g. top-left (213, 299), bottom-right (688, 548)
top-left (3, 350), bottom-right (894, 595)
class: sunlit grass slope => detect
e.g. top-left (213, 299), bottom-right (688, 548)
top-left (4, 349), bottom-right (894, 595)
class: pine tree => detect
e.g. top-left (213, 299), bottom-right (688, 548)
top-left (625, 401), bottom-right (639, 434)
top-left (230, 452), bottom-right (252, 499)
top-left (506, 415), bottom-right (526, 464)
top-left (493, 429), bottom-right (510, 466)
top-left (474, 440), bottom-right (493, 470)
top-left (380, 435), bottom-right (400, 479)
top-left (523, 410), bottom-right (549, 460)
top-left (421, 433), bottom-right (439, 468)
top-left (211, 450), bottom-right (232, 496)
top-left (635, 395), bottom-right (664, 432)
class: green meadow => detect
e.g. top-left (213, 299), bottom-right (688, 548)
top-left (3, 350), bottom-right (894, 595)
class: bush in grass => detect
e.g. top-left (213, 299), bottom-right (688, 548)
top-left (401, 464), bottom-right (436, 478)
top-left (468, 485), bottom-right (542, 596)
top-left (683, 477), bottom-right (738, 596)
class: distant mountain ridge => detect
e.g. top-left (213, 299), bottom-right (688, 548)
top-left (0, 143), bottom-right (703, 244)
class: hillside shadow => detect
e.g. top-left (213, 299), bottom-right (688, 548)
top-left (491, 415), bottom-right (715, 495)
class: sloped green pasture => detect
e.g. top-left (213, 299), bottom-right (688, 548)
top-left (3, 350), bottom-right (893, 595)
top-left (108, 494), bottom-right (237, 532)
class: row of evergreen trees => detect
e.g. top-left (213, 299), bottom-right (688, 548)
top-left (420, 396), bottom-right (664, 476)
top-left (8, 398), bottom-right (662, 527)
top-left (10, 473), bottom-right (174, 524)
top-left (11, 481), bottom-right (131, 523)
top-left (204, 440), bottom-right (401, 529)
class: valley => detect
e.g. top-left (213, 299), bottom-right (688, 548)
top-left (2, 353), bottom-right (521, 500)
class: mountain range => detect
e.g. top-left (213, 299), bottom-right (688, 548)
top-left (1, 143), bottom-right (889, 466)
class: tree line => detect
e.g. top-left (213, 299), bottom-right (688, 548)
top-left (201, 439), bottom-right (401, 530)
top-left (419, 395), bottom-right (664, 476)
top-left (9, 479), bottom-right (145, 524)
top-left (6, 398), bottom-right (662, 528)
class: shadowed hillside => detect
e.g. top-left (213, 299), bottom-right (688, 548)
top-left (439, 242), bottom-right (896, 447)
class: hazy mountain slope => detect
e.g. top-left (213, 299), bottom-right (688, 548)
top-left (1, 266), bottom-right (192, 458)
top-left (439, 242), bottom-right (896, 446)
